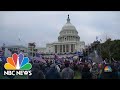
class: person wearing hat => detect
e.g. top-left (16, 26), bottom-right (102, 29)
top-left (61, 61), bottom-right (74, 79)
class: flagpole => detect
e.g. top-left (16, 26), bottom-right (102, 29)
top-left (18, 35), bottom-right (21, 54)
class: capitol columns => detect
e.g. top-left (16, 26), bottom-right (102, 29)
top-left (75, 44), bottom-right (77, 52)
top-left (58, 45), bottom-right (60, 53)
top-left (57, 45), bottom-right (59, 53)
top-left (65, 44), bottom-right (66, 53)
top-left (74, 44), bottom-right (76, 52)
top-left (61, 45), bottom-right (62, 53)
top-left (69, 44), bottom-right (71, 52)
top-left (57, 45), bottom-right (60, 53)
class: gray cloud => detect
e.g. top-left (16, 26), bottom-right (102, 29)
top-left (0, 11), bottom-right (120, 47)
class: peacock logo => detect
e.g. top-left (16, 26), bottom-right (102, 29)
top-left (4, 53), bottom-right (32, 70)
top-left (104, 66), bottom-right (112, 72)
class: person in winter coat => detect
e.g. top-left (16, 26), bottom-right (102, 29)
top-left (56, 65), bottom-right (60, 72)
top-left (81, 63), bottom-right (92, 79)
top-left (45, 64), bottom-right (61, 79)
top-left (61, 62), bottom-right (74, 79)
top-left (28, 63), bottom-right (45, 79)
top-left (91, 63), bottom-right (99, 79)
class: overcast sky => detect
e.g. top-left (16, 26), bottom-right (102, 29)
top-left (0, 11), bottom-right (120, 47)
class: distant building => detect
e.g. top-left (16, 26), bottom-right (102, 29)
top-left (39, 15), bottom-right (85, 54)
top-left (4, 45), bottom-right (27, 53)
top-left (28, 42), bottom-right (37, 57)
top-left (3, 45), bottom-right (28, 56)
top-left (37, 47), bottom-right (46, 53)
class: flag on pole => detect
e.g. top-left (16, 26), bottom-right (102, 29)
top-left (96, 36), bottom-right (98, 41)
top-left (54, 54), bottom-right (62, 64)
top-left (35, 52), bottom-right (46, 63)
top-left (18, 33), bottom-right (21, 41)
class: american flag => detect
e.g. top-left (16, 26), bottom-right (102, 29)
top-left (54, 54), bottom-right (63, 64)
top-left (34, 52), bottom-right (46, 63)
top-left (54, 54), bottom-right (60, 61)
top-left (36, 52), bottom-right (42, 58)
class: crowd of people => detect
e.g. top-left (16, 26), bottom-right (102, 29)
top-left (27, 57), bottom-right (120, 79)
top-left (0, 51), bottom-right (120, 79)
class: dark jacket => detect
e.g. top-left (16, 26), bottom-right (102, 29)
top-left (81, 67), bottom-right (92, 79)
top-left (61, 67), bottom-right (74, 79)
top-left (46, 67), bottom-right (61, 79)
top-left (29, 68), bottom-right (45, 79)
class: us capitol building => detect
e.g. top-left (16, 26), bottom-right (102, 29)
top-left (39, 15), bottom-right (85, 54)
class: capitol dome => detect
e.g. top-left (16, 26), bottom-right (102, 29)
top-left (58, 15), bottom-right (80, 42)
top-left (62, 21), bottom-right (76, 30)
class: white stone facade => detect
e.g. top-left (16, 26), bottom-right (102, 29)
top-left (37, 47), bottom-right (47, 53)
top-left (40, 15), bottom-right (85, 54)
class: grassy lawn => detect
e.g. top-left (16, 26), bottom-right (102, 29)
top-left (0, 75), bottom-right (9, 79)
top-left (74, 71), bottom-right (81, 79)
top-left (0, 74), bottom-right (27, 79)
top-left (14, 75), bottom-right (27, 79)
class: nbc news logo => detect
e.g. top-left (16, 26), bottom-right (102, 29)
top-left (4, 53), bottom-right (32, 76)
